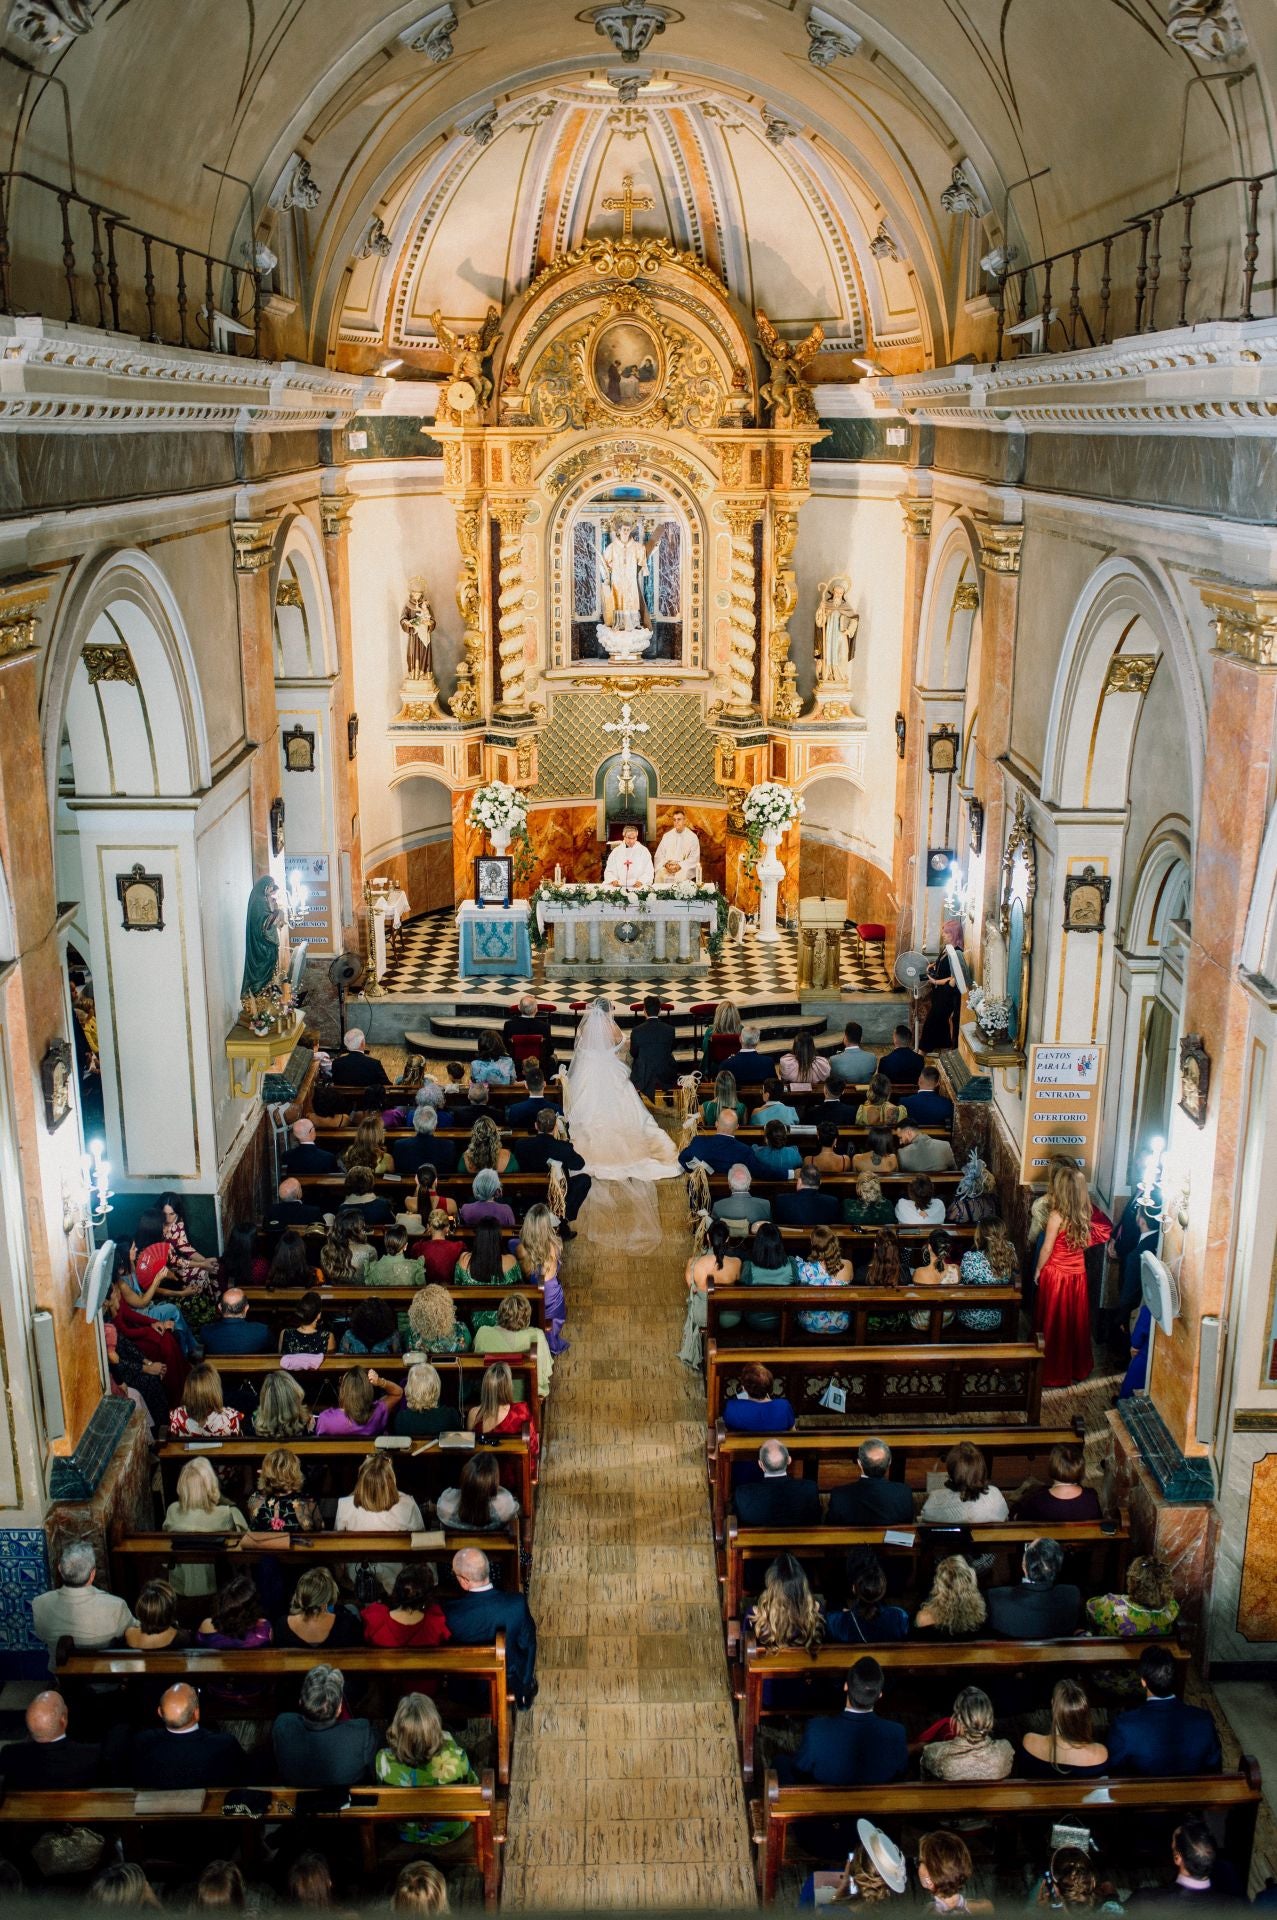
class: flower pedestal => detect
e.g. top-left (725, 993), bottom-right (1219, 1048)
top-left (489, 825), bottom-right (512, 859)
top-left (756, 827), bottom-right (785, 944)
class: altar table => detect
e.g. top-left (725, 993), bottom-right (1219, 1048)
top-left (535, 887), bottom-right (719, 975)
top-left (457, 899), bottom-right (534, 977)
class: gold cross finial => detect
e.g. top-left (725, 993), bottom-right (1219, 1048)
top-left (601, 173), bottom-right (655, 239)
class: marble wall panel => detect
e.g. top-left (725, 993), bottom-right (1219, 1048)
top-left (798, 837), bottom-right (895, 926)
top-left (1107, 1410), bottom-right (1217, 1644)
top-left (367, 836), bottom-right (456, 913)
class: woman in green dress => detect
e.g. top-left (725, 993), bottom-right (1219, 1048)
top-left (375, 1692), bottom-right (477, 1845)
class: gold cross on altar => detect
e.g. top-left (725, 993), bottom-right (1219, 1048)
top-left (601, 174), bottom-right (654, 239)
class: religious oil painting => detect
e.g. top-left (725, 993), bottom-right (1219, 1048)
top-left (591, 319), bottom-right (663, 411)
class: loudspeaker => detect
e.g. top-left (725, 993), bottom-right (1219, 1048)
top-left (32, 1308), bottom-right (65, 1443)
top-left (1195, 1313), bottom-right (1222, 1449)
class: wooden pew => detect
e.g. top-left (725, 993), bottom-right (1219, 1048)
top-left (316, 1120), bottom-right (949, 1148)
top-left (702, 1171), bottom-right (961, 1198)
top-left (733, 1631), bottom-right (1186, 1781)
top-left (770, 1225), bottom-right (978, 1250)
top-left (110, 1528), bottom-right (524, 1596)
top-left (208, 1351), bottom-right (536, 1410)
top-left (57, 1638), bottom-right (513, 1784)
top-left (705, 1338), bottom-right (1045, 1439)
top-left (0, 1781), bottom-right (505, 1907)
top-left (751, 1763), bottom-right (1263, 1904)
top-left (242, 1282), bottom-right (547, 1331)
top-left (156, 1433), bottom-right (536, 1518)
top-left (710, 1422), bottom-right (1084, 1544)
top-left (705, 1282), bottom-right (1021, 1346)
top-left (721, 1516), bottom-right (1129, 1623)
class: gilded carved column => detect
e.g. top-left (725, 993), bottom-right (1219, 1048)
top-left (972, 514), bottom-right (1024, 936)
top-left (894, 496), bottom-right (933, 953)
top-left (231, 514), bottom-right (282, 878)
top-left (319, 495), bottom-right (363, 951)
top-left (494, 499), bottom-right (533, 719)
top-left (721, 500), bottom-right (761, 720)
top-left (767, 504), bottom-right (803, 722)
top-left (449, 503), bottom-right (485, 723)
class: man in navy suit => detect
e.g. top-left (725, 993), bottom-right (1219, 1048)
top-left (678, 1112), bottom-right (764, 1179)
top-left (444, 1547), bottom-right (538, 1709)
top-left (1107, 1645), bottom-right (1222, 1776)
top-left (125, 1683), bottom-right (243, 1789)
top-left (513, 1109), bottom-right (590, 1235)
top-left (282, 1117), bottom-right (340, 1178)
top-left (507, 1064), bottom-right (561, 1131)
top-left (392, 1106), bottom-right (456, 1180)
top-left (880, 1025), bottom-right (924, 1085)
top-left (201, 1289), bottom-right (272, 1357)
top-left (773, 1165), bottom-right (840, 1227)
top-left (735, 1440), bottom-right (821, 1528)
top-left (902, 1067), bottom-right (954, 1128)
top-left (268, 1177), bottom-right (326, 1228)
top-left (779, 1657), bottom-right (908, 1786)
top-left (826, 1438), bottom-right (915, 1527)
top-left (986, 1537), bottom-right (1081, 1639)
top-left (729, 1026), bottom-right (778, 1089)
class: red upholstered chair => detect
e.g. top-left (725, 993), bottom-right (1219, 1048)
top-left (630, 1000), bottom-right (674, 1016)
top-left (707, 1031), bottom-right (743, 1069)
top-left (689, 1001), bottom-right (717, 1051)
top-left (854, 922), bottom-right (887, 969)
top-left (507, 1001), bottom-right (557, 1015)
top-left (509, 1033), bottom-right (546, 1072)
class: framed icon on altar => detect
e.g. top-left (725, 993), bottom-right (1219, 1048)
top-left (474, 856), bottom-right (513, 909)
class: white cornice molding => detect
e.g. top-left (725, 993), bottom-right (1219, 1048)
top-left (0, 318), bottom-right (382, 433)
top-left (867, 319), bottom-right (1277, 436)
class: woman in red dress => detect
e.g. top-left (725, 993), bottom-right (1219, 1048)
top-left (1035, 1167), bottom-right (1112, 1389)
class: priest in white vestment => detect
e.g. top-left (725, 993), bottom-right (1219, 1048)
top-left (654, 808), bottom-right (701, 882)
top-left (603, 824), bottom-right (655, 889)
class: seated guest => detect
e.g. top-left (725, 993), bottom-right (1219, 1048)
top-left (880, 1025), bottom-right (925, 1085)
top-left (455, 1219), bottom-right (522, 1287)
top-left (896, 1174), bottom-right (946, 1226)
top-left (314, 1365), bottom-right (404, 1435)
top-left (1086, 1554), bottom-right (1180, 1639)
top-left (810, 1122), bottom-right (853, 1175)
top-left (908, 1230), bottom-right (961, 1305)
top-left (903, 1065), bottom-right (955, 1128)
top-left (503, 996), bottom-right (556, 1076)
top-left (913, 1554), bottom-right (988, 1640)
top-left (678, 1220), bottom-right (742, 1370)
top-left (947, 1150), bottom-right (1000, 1224)
top-left (196, 1572), bottom-right (271, 1654)
top-left (508, 1061), bottom-right (560, 1130)
top-left (15, 1689), bottom-right (100, 1788)
top-left (777, 1031), bottom-right (830, 1095)
top-left (123, 1577), bottom-right (190, 1653)
top-left (219, 1220), bottom-right (270, 1294)
top-left (319, 1214), bottom-right (374, 1285)
top-left (701, 1069), bottom-right (746, 1128)
top-left (284, 1115), bottom-right (340, 1177)
top-left (678, 1110), bottom-right (763, 1178)
top-left (1016, 1678), bottom-right (1109, 1778)
top-left (460, 1167), bottom-right (517, 1230)
top-left (898, 1125), bottom-right (958, 1174)
top-left (170, 1362), bottom-right (244, 1438)
top-left (735, 1439), bottom-right (821, 1527)
top-left (391, 1361), bottom-right (461, 1437)
top-left (444, 1545), bottom-right (539, 1710)
top-left (828, 1555), bottom-right (909, 1643)
top-left (339, 1295), bottom-right (401, 1356)
top-left (1106, 1644), bottom-right (1221, 1775)
top-left (740, 1220), bottom-right (798, 1333)
top-left (920, 1441), bottom-right (1009, 1523)
top-left (442, 1059), bottom-right (468, 1102)
top-left (779, 1656), bottom-right (908, 1785)
top-left (829, 1021), bottom-right (877, 1088)
top-left (437, 1449), bottom-right (521, 1532)
top-left (753, 1119), bottom-right (803, 1177)
top-left (630, 995), bottom-right (677, 1101)
top-left (246, 1446), bottom-right (323, 1532)
top-left (361, 1225), bottom-right (425, 1292)
top-left (1017, 1443), bottom-right (1103, 1523)
top-left (729, 1025), bottom-right (777, 1088)
top-left (438, 1078), bottom-right (490, 1132)
top-left (412, 1207), bottom-right (466, 1283)
top-left (362, 1564), bottom-right (451, 1649)
top-left (842, 1171), bottom-right (896, 1226)
top-left (746, 1551), bottom-right (825, 1650)
top-left (795, 1224), bottom-right (853, 1336)
top-left (163, 1457), bottom-right (247, 1596)
top-left (343, 1115), bottom-right (392, 1176)
top-left (466, 1361), bottom-right (538, 1464)
top-left (393, 1104), bottom-right (456, 1181)
top-left (337, 1166), bottom-right (395, 1227)
top-left (827, 1437), bottom-right (914, 1527)
top-left (273, 1663), bottom-right (378, 1786)
top-left (1128, 1820), bottom-right (1234, 1906)
top-left (956, 1220), bottom-right (1017, 1333)
top-left (856, 1073), bottom-right (908, 1129)
top-left (334, 1454), bottom-right (425, 1592)
top-left (817, 1084), bottom-right (863, 1130)
top-left (751, 1079), bottom-right (800, 1128)
top-left (269, 1176), bottom-right (326, 1229)
top-left (276, 1568), bottom-right (363, 1650)
top-left (917, 1832), bottom-right (990, 1917)
top-left (401, 1168), bottom-right (456, 1232)
top-left (32, 1540), bottom-right (136, 1663)
top-left (128, 1681), bottom-right (242, 1789)
top-left (267, 1230), bottom-right (316, 1293)
top-left (287, 1855), bottom-right (338, 1909)
top-left (921, 1685), bottom-right (1014, 1780)
top-left (773, 1164), bottom-right (839, 1226)
top-left (407, 1283), bottom-right (473, 1354)
top-left (987, 1537), bottom-right (1081, 1638)
top-left (515, 1204), bottom-right (568, 1351)
top-left (515, 1108), bottom-right (590, 1230)
top-left (393, 1864), bottom-right (449, 1915)
top-left (253, 1368), bottom-right (314, 1439)
top-left (470, 1029), bottom-right (516, 1085)
top-left (722, 1360), bottom-right (795, 1434)
top-left (202, 1287), bottom-right (272, 1356)
top-left (462, 1113), bottom-right (518, 1177)
top-left (475, 1291), bottom-right (554, 1399)
top-left (331, 1027), bottom-right (389, 1089)
top-left (375, 1692), bottom-right (479, 1847)
top-left (712, 1162), bottom-right (771, 1234)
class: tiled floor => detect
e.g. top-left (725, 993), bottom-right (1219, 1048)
top-left (501, 1172), bottom-right (757, 1909)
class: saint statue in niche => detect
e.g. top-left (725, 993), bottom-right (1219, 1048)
top-left (401, 587), bottom-right (435, 679)
top-left (815, 575), bottom-right (858, 683)
top-left (599, 512), bottom-right (667, 633)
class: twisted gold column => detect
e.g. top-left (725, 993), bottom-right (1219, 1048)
top-left (495, 500), bottom-right (532, 717)
top-left (769, 505), bottom-right (803, 721)
top-left (449, 503), bottom-right (485, 722)
top-left (722, 502), bottom-right (760, 719)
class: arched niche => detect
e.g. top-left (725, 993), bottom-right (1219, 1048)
top-left (273, 515), bottom-right (339, 682)
top-left (915, 517), bottom-right (983, 692)
top-left (272, 512), bottom-right (344, 950)
top-left (594, 749), bottom-right (658, 838)
top-left (378, 770), bottom-right (456, 914)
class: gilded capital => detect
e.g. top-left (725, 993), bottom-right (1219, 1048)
top-left (494, 499), bottom-right (532, 537)
top-left (231, 516), bottom-right (281, 573)
top-left (723, 500), bottom-right (762, 539)
top-left (1103, 653), bottom-right (1159, 695)
top-left (1193, 577), bottom-right (1277, 669)
top-left (977, 523), bottom-right (1023, 575)
top-left (901, 498), bottom-right (933, 540)
top-left (0, 575), bottom-right (51, 663)
top-left (320, 497), bottom-right (352, 540)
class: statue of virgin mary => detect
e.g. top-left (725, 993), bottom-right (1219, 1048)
top-left (241, 876), bottom-right (286, 1006)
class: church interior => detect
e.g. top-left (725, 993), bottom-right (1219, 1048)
top-left (3, 0), bottom-right (1277, 1907)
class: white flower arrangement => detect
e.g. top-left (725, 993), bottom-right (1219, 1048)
top-left (467, 781), bottom-right (527, 834)
top-left (742, 782), bottom-right (804, 832)
top-left (974, 994), bottom-right (1012, 1039)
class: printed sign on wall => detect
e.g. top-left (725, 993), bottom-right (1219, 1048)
top-left (284, 853), bottom-right (335, 950)
top-left (1019, 1043), bottom-right (1106, 1185)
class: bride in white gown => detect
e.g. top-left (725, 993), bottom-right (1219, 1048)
top-left (561, 997), bottom-right (681, 1183)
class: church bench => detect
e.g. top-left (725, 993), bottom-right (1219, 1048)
top-left (316, 1121), bottom-right (949, 1148)
top-left (733, 1631), bottom-right (1189, 1781)
top-left (721, 1123), bottom-right (950, 1142)
top-left (156, 1433), bottom-right (536, 1518)
top-left (770, 1224), bottom-right (978, 1250)
top-left (294, 1172), bottom-right (555, 1211)
top-left (241, 1282), bottom-right (547, 1329)
top-left (710, 1421), bottom-right (1084, 1543)
top-left (702, 1171), bottom-right (962, 1197)
top-left (207, 1350), bottom-right (536, 1406)
top-left (704, 1338), bottom-right (1045, 1441)
top-left (705, 1282), bottom-right (1021, 1346)
top-left (720, 1514), bottom-right (1130, 1622)
top-left (0, 1780), bottom-right (505, 1906)
top-left (750, 1762), bottom-right (1262, 1905)
top-left (109, 1527), bottom-right (524, 1596)
top-left (56, 1638), bottom-right (513, 1784)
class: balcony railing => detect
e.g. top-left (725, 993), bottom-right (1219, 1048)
top-left (0, 168), bottom-right (262, 357)
top-left (994, 168), bottom-right (1277, 361)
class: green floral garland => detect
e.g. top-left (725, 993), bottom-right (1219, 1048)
top-left (528, 881), bottom-right (731, 956)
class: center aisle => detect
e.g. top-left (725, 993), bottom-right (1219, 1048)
top-left (502, 1175), bottom-right (757, 1909)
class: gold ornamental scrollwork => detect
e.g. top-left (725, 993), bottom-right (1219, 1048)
top-left (977, 522), bottom-right (1024, 576)
top-left (769, 506), bottom-right (803, 722)
top-left (1193, 578), bottom-right (1277, 669)
top-left (320, 497), bottom-right (351, 540)
top-left (901, 498), bottom-right (933, 540)
top-left (1103, 653), bottom-right (1159, 695)
top-left (275, 578), bottom-right (304, 609)
top-left (82, 643), bottom-right (139, 686)
top-left (231, 517), bottom-right (280, 573)
top-left (449, 504), bottom-right (485, 723)
top-left (952, 581), bottom-right (980, 613)
top-left (0, 576), bottom-right (50, 663)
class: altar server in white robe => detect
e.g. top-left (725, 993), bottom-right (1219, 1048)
top-left (654, 808), bottom-right (701, 883)
top-left (603, 823), bottom-right (655, 889)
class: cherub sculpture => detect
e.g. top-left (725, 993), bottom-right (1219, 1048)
top-left (755, 310), bottom-right (824, 424)
top-left (430, 305), bottom-right (502, 409)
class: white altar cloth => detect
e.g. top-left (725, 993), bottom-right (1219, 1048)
top-left (535, 886), bottom-right (719, 970)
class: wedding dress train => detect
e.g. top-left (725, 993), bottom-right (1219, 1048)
top-left (561, 999), bottom-right (681, 1184)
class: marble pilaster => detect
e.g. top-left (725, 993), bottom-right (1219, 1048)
top-left (232, 514), bottom-right (282, 879)
top-left (894, 495), bottom-right (932, 953)
top-left (319, 494), bottom-right (363, 953)
top-left (972, 517), bottom-right (1023, 937)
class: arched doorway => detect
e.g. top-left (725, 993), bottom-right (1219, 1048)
top-left (910, 518), bottom-right (983, 953)
top-left (273, 518), bottom-right (343, 957)
top-left (377, 772), bottom-right (456, 915)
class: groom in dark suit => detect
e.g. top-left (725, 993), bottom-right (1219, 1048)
top-left (444, 1547), bottom-right (538, 1709)
top-left (630, 995), bottom-right (677, 1100)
